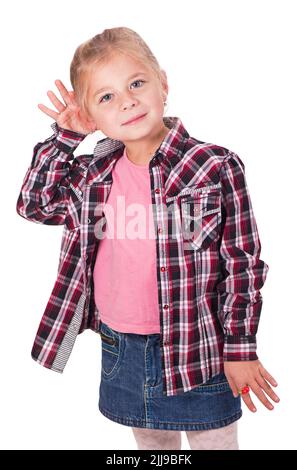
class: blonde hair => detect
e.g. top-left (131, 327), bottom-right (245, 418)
top-left (70, 27), bottom-right (165, 118)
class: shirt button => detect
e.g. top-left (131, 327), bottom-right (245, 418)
top-left (87, 218), bottom-right (91, 224)
top-left (163, 304), bottom-right (169, 310)
top-left (161, 266), bottom-right (167, 272)
top-left (155, 188), bottom-right (160, 194)
top-left (158, 228), bottom-right (162, 233)
top-left (163, 340), bottom-right (169, 346)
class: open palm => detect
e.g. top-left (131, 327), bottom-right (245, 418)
top-left (38, 79), bottom-right (97, 135)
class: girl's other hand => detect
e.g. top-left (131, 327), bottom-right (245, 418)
top-left (224, 359), bottom-right (280, 413)
top-left (37, 79), bottom-right (98, 135)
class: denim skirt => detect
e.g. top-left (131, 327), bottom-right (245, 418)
top-left (98, 321), bottom-right (242, 431)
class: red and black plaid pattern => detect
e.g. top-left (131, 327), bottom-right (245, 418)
top-left (16, 116), bottom-right (269, 396)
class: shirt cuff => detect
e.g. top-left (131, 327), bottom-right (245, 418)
top-left (50, 122), bottom-right (87, 152)
top-left (223, 335), bottom-right (258, 361)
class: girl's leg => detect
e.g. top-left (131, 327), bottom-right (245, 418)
top-left (185, 421), bottom-right (239, 450)
top-left (132, 427), bottom-right (182, 450)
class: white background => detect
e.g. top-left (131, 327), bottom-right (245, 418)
top-left (1, 0), bottom-right (296, 450)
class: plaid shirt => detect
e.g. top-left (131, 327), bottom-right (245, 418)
top-left (16, 116), bottom-right (269, 396)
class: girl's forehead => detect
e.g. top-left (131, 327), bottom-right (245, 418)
top-left (90, 54), bottom-right (152, 77)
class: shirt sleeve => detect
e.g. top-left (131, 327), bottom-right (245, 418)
top-left (16, 122), bottom-right (87, 225)
top-left (216, 151), bottom-right (269, 361)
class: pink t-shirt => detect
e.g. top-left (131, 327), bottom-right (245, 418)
top-left (92, 147), bottom-right (161, 334)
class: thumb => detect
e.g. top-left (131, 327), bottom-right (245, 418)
top-left (226, 375), bottom-right (240, 398)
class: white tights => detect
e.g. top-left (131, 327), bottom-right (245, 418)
top-left (132, 420), bottom-right (239, 450)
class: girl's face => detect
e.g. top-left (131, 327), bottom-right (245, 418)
top-left (84, 53), bottom-right (168, 142)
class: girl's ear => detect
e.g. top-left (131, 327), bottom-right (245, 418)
top-left (160, 69), bottom-right (169, 99)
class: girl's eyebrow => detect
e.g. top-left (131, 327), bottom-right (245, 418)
top-left (93, 72), bottom-right (147, 96)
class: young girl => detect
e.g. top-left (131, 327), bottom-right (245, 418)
top-left (17, 26), bottom-right (280, 450)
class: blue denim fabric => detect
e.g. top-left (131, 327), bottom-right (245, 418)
top-left (98, 321), bottom-right (242, 430)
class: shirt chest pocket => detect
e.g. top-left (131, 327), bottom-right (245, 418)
top-left (179, 189), bottom-right (222, 251)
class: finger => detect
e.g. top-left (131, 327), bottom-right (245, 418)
top-left (250, 380), bottom-right (275, 410)
top-left (258, 365), bottom-right (278, 387)
top-left (68, 91), bottom-right (77, 104)
top-left (238, 388), bottom-right (257, 413)
top-left (37, 103), bottom-right (59, 121)
top-left (46, 90), bottom-right (66, 112)
top-left (54, 79), bottom-right (72, 107)
top-left (255, 374), bottom-right (280, 403)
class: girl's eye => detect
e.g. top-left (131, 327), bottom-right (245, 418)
top-left (130, 79), bottom-right (145, 89)
top-left (100, 93), bottom-right (112, 103)
top-left (98, 80), bottom-right (145, 103)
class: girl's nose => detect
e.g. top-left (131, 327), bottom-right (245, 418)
top-left (121, 94), bottom-right (138, 110)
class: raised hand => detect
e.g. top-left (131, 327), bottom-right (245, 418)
top-left (37, 79), bottom-right (97, 135)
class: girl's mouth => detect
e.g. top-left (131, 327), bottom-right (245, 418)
top-left (122, 113), bottom-right (147, 125)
